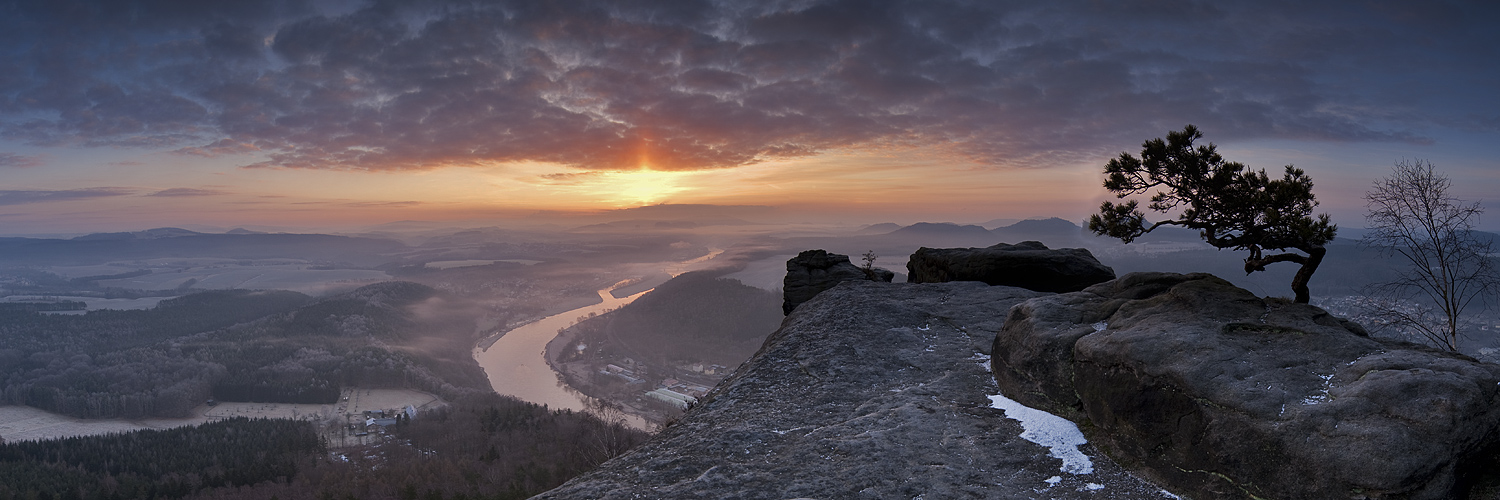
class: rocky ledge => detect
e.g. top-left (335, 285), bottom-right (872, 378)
top-left (995, 272), bottom-right (1500, 500)
top-left (782, 249), bottom-right (895, 314)
top-left (537, 266), bottom-right (1500, 499)
top-left (535, 281), bottom-right (1175, 499)
top-left (907, 241), bottom-right (1116, 293)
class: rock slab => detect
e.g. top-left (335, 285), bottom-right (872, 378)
top-left (993, 272), bottom-right (1500, 500)
top-left (907, 241), bottom-right (1115, 293)
top-left (535, 281), bottom-right (1173, 499)
top-left (781, 249), bottom-right (894, 314)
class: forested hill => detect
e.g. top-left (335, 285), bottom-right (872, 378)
top-left (0, 290), bottom-right (312, 353)
top-left (0, 281), bottom-right (491, 419)
top-left (195, 280), bottom-right (493, 404)
top-left (600, 271), bottom-right (783, 367)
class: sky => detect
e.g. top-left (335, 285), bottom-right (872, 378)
top-left (1, 0), bottom-right (1497, 235)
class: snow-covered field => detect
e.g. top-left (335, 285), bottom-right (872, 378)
top-left (0, 389), bottom-right (440, 443)
top-left (6, 295), bottom-right (167, 312)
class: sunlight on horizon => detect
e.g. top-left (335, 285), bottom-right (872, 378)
top-left (604, 167), bottom-right (693, 207)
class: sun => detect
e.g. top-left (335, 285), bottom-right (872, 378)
top-left (604, 167), bottom-right (690, 206)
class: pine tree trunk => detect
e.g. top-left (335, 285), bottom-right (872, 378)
top-left (1290, 246), bottom-right (1326, 304)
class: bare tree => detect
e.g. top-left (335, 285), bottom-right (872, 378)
top-left (860, 250), bottom-right (878, 279)
top-left (1362, 159), bottom-right (1499, 351)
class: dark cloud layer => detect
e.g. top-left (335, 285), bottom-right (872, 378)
top-left (0, 153), bottom-right (43, 168)
top-left (148, 187), bottom-right (224, 197)
top-left (0, 188), bottom-right (136, 206)
top-left (1, 0), bottom-right (1495, 171)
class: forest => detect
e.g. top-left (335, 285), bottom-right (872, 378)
top-left (0, 393), bottom-right (648, 500)
top-left (582, 270), bottom-right (783, 368)
top-left (0, 282), bottom-right (491, 418)
top-left (0, 417), bottom-right (323, 500)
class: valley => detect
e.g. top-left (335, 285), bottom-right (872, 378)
top-left (4, 215), bottom-right (1499, 499)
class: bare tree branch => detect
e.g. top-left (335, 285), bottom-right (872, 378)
top-left (1361, 159), bottom-right (1500, 352)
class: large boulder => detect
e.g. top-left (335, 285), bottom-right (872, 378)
top-left (781, 249), bottom-right (893, 314)
top-left (993, 272), bottom-right (1500, 500)
top-left (907, 241), bottom-right (1115, 293)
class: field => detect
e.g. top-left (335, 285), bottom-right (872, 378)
top-left (426, 259), bottom-right (542, 269)
top-left (0, 388), bottom-right (440, 444)
top-left (5, 295), bottom-right (166, 312)
top-left (44, 258), bottom-right (391, 296)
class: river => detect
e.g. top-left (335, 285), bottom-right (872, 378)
top-left (471, 249), bottom-right (726, 431)
top-left (472, 281), bottom-right (652, 430)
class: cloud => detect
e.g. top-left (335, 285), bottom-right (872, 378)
top-left (0, 153), bottom-right (43, 168)
top-left (341, 200), bottom-right (423, 208)
top-left (0, 0), bottom-right (1495, 171)
top-left (172, 139), bottom-right (261, 157)
top-left (148, 188), bottom-right (226, 197)
top-left (0, 188), bottom-right (136, 206)
top-left (536, 171), bottom-right (607, 184)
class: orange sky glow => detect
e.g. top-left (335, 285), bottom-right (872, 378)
top-left (1, 1), bottom-right (1496, 235)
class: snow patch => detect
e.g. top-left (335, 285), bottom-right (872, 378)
top-left (1045, 476), bottom-right (1062, 486)
top-left (1300, 373), bottom-right (1335, 405)
top-left (970, 352), bottom-right (992, 372)
top-left (1091, 321), bottom-right (1107, 332)
top-left (988, 394), bottom-right (1094, 474)
top-left (1084, 482), bottom-right (1105, 491)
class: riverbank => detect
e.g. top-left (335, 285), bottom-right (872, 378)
top-left (471, 283), bottom-right (652, 431)
top-left (475, 292), bottom-right (605, 350)
top-left (544, 322), bottom-right (675, 428)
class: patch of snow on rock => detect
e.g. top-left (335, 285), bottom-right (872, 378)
top-left (988, 393), bottom-right (1094, 474)
top-left (970, 352), bottom-right (992, 372)
top-left (1091, 321), bottom-right (1108, 332)
top-left (1300, 373), bottom-right (1335, 405)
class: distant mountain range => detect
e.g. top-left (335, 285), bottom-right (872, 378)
top-left (0, 228), bottom-right (405, 266)
top-left (847, 217), bottom-right (1227, 247)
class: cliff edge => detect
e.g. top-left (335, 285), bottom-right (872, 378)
top-left (534, 280), bottom-right (1173, 499)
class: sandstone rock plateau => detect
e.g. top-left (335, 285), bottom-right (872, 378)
top-left (536, 281), bottom-right (1175, 499)
top-left (907, 241), bottom-right (1116, 293)
top-left (994, 272), bottom-right (1500, 500)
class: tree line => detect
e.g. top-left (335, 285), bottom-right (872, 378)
top-left (0, 417), bottom-right (323, 500)
top-left (0, 393), bottom-right (652, 500)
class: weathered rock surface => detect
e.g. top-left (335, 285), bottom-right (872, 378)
top-left (781, 249), bottom-right (894, 314)
top-left (994, 272), bottom-right (1500, 500)
top-left (535, 281), bottom-right (1174, 499)
top-left (907, 241), bottom-right (1116, 293)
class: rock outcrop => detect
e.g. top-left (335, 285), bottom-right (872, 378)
top-left (907, 241), bottom-right (1115, 293)
top-left (781, 249), bottom-right (893, 314)
top-left (535, 281), bottom-right (1174, 499)
top-left (993, 272), bottom-right (1500, 500)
